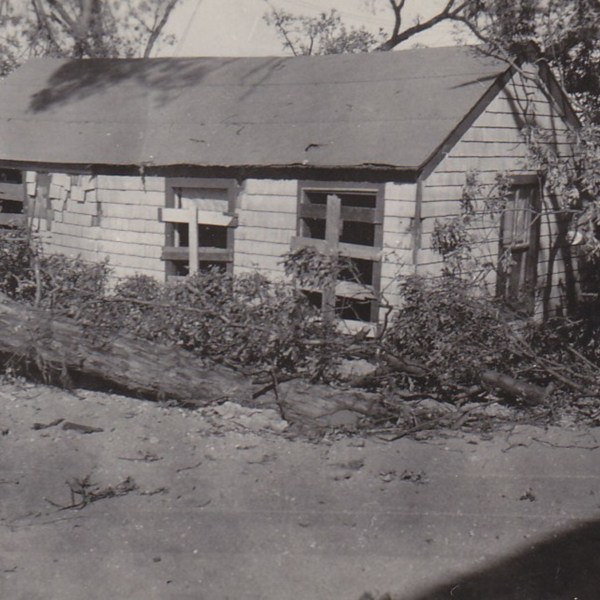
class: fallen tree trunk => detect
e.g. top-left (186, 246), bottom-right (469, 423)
top-left (0, 293), bottom-right (250, 405)
top-left (481, 370), bottom-right (553, 406)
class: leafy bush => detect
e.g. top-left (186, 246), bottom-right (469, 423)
top-left (1, 228), bottom-right (597, 402)
top-left (38, 255), bottom-right (110, 314)
top-left (51, 266), bottom-right (338, 379)
top-left (382, 275), bottom-right (521, 393)
top-left (0, 226), bottom-right (110, 311)
top-left (0, 225), bottom-right (37, 300)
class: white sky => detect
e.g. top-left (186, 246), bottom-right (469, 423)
top-left (163, 0), bottom-right (469, 57)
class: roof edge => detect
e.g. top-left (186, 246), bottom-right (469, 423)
top-left (0, 160), bottom-right (419, 184)
top-left (418, 48), bottom-right (580, 181)
top-left (418, 60), bottom-right (515, 180)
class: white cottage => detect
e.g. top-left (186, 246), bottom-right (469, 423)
top-left (0, 45), bottom-right (579, 322)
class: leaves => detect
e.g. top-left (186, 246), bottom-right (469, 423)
top-left (0, 0), bottom-right (180, 75)
top-left (263, 7), bottom-right (384, 56)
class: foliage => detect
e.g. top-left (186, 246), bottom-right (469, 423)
top-left (0, 226), bottom-right (110, 307)
top-left (0, 229), bottom-right (598, 411)
top-left (283, 246), bottom-right (343, 289)
top-left (0, 240), bottom-right (341, 380)
top-left (263, 7), bottom-right (383, 56)
top-left (462, 0), bottom-right (600, 124)
top-left (524, 125), bottom-right (600, 256)
top-left (264, 1), bottom-right (471, 55)
top-left (0, 225), bottom-right (37, 298)
top-left (431, 171), bottom-right (513, 281)
top-left (0, 0), bottom-right (180, 75)
top-left (264, 1), bottom-right (600, 124)
top-left (381, 274), bottom-right (600, 402)
top-left (382, 275), bottom-right (519, 393)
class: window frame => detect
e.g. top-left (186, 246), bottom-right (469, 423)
top-left (0, 169), bottom-right (26, 227)
top-left (293, 180), bottom-right (385, 323)
top-left (497, 176), bottom-right (542, 313)
top-left (161, 177), bottom-right (239, 279)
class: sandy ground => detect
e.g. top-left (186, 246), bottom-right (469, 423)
top-left (1, 380), bottom-right (600, 600)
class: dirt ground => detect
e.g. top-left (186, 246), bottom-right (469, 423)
top-left (2, 379), bottom-right (600, 600)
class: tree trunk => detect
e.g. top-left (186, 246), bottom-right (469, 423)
top-left (0, 294), bottom-right (250, 405)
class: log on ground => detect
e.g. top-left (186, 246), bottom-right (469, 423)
top-left (0, 293), bottom-right (250, 405)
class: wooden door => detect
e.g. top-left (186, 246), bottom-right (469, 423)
top-left (497, 183), bottom-right (541, 313)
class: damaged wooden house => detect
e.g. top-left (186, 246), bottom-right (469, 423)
top-left (0, 45), bottom-right (580, 323)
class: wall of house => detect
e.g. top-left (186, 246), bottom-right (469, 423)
top-left (380, 182), bottom-right (418, 309)
top-left (417, 69), bottom-right (576, 315)
top-left (31, 172), bottom-right (417, 317)
top-left (30, 173), bottom-right (165, 281)
top-left (234, 179), bottom-right (298, 279)
top-left (234, 179), bottom-right (417, 302)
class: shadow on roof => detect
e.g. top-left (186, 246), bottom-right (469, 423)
top-left (28, 56), bottom-right (287, 112)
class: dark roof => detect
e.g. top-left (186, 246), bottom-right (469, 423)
top-left (0, 46), bottom-right (511, 173)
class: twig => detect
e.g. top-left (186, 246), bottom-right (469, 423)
top-left (270, 368), bottom-right (288, 421)
top-left (176, 460), bottom-right (203, 473)
top-left (567, 346), bottom-right (600, 372)
top-left (32, 418), bottom-right (64, 430)
top-left (45, 476), bottom-right (137, 511)
top-left (531, 437), bottom-right (600, 451)
top-left (251, 373), bottom-right (299, 399)
top-left (117, 452), bottom-right (161, 463)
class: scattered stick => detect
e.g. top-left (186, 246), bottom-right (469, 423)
top-left (176, 460), bottom-right (203, 473)
top-left (45, 475), bottom-right (137, 511)
top-left (117, 452), bottom-right (161, 463)
top-left (32, 418), bottom-right (64, 430)
top-left (531, 437), bottom-right (600, 451)
top-left (270, 368), bottom-right (287, 421)
top-left (62, 422), bottom-right (104, 434)
top-left (140, 487), bottom-right (169, 496)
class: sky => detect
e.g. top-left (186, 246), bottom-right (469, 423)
top-left (162, 0), bottom-right (466, 58)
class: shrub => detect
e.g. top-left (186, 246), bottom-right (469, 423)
top-left (382, 275), bottom-right (520, 394)
top-left (0, 225), bottom-right (37, 300)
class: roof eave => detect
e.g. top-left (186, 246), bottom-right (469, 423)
top-left (417, 49), bottom-right (581, 181)
top-left (0, 159), bottom-right (419, 183)
top-left (417, 62), bottom-right (515, 181)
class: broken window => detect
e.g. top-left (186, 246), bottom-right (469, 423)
top-left (292, 183), bottom-right (384, 323)
top-left (160, 179), bottom-right (238, 279)
top-left (0, 169), bottom-right (25, 226)
top-left (497, 181), bottom-right (541, 313)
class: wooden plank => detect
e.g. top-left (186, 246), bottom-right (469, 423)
top-left (160, 207), bottom-right (235, 227)
top-left (299, 203), bottom-right (381, 223)
top-left (0, 213), bottom-right (26, 226)
top-left (323, 195), bottom-right (341, 319)
top-left (188, 207), bottom-right (199, 275)
top-left (290, 236), bottom-right (380, 262)
top-left (337, 241), bottom-right (380, 261)
top-left (335, 281), bottom-right (374, 300)
top-left (0, 182), bottom-right (23, 201)
top-left (299, 204), bottom-right (326, 220)
top-left (161, 247), bottom-right (233, 263)
top-left (325, 195), bottom-right (341, 250)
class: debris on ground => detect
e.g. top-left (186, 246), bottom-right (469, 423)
top-left (61, 421), bottom-right (104, 434)
top-left (45, 475), bottom-right (137, 511)
top-left (202, 401), bottom-right (289, 434)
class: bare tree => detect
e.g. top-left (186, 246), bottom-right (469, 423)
top-left (0, 0), bottom-right (181, 74)
top-left (263, 7), bottom-right (384, 56)
top-left (265, 0), bottom-right (600, 123)
top-left (264, 1), bottom-right (471, 55)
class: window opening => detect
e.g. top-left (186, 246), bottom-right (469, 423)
top-left (293, 183), bottom-right (383, 323)
top-left (160, 179), bottom-right (237, 280)
top-left (497, 182), bottom-right (540, 313)
top-left (0, 169), bottom-right (25, 226)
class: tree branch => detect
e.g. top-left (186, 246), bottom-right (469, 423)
top-left (376, 0), bottom-right (468, 51)
top-left (30, 0), bottom-right (61, 53)
top-left (143, 0), bottom-right (180, 58)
